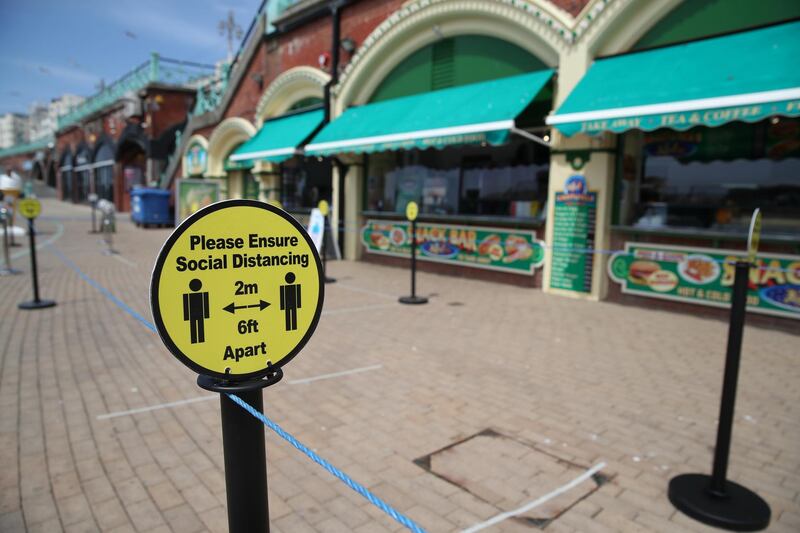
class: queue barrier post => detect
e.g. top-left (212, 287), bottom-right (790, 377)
top-left (18, 216), bottom-right (56, 310)
top-left (198, 370), bottom-right (283, 533)
top-left (668, 260), bottom-right (770, 531)
top-left (323, 213), bottom-right (336, 284)
top-left (399, 217), bottom-right (427, 305)
top-left (1, 207), bottom-right (20, 275)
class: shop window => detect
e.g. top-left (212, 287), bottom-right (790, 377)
top-left (618, 117), bottom-right (800, 236)
top-left (280, 157), bottom-right (331, 210)
top-left (366, 139), bottom-right (549, 220)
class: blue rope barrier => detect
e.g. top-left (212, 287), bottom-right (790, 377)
top-left (226, 392), bottom-right (428, 533)
top-left (51, 245), bottom-right (428, 533)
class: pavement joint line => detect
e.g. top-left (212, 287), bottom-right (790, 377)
top-left (322, 302), bottom-right (397, 315)
top-left (287, 364), bottom-right (383, 385)
top-left (96, 395), bottom-right (217, 420)
top-left (334, 282), bottom-right (397, 300)
top-left (461, 461), bottom-right (607, 533)
top-left (10, 220), bottom-right (64, 259)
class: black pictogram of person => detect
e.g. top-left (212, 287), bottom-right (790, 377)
top-left (280, 272), bottom-right (301, 331)
top-left (183, 278), bottom-right (210, 343)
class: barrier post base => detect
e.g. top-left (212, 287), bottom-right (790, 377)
top-left (18, 299), bottom-right (56, 310)
top-left (669, 473), bottom-right (770, 531)
top-left (325, 276), bottom-right (337, 284)
top-left (399, 295), bottom-right (428, 305)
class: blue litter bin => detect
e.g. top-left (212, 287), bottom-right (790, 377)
top-left (131, 188), bottom-right (171, 227)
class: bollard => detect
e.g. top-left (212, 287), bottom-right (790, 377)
top-left (88, 193), bottom-right (99, 233)
top-left (0, 207), bottom-right (20, 275)
top-left (668, 209), bottom-right (770, 531)
top-left (99, 200), bottom-right (117, 255)
top-left (399, 202), bottom-right (427, 305)
top-left (17, 198), bottom-right (56, 310)
top-left (5, 200), bottom-right (20, 247)
top-left (322, 212), bottom-right (336, 284)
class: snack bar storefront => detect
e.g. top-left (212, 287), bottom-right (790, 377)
top-left (306, 68), bottom-right (554, 285)
top-left (547, 20), bottom-right (800, 321)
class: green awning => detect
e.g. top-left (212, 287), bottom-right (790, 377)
top-left (305, 70), bottom-right (553, 156)
top-left (547, 20), bottom-right (800, 136)
top-left (229, 108), bottom-right (324, 163)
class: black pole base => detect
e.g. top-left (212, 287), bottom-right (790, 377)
top-left (669, 473), bottom-right (770, 531)
top-left (325, 276), bottom-right (337, 284)
top-left (18, 299), bottom-right (57, 310)
top-left (399, 295), bottom-right (428, 305)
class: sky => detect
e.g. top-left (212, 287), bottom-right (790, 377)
top-left (0, 0), bottom-right (263, 115)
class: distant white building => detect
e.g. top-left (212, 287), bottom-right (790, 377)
top-left (27, 94), bottom-right (84, 142)
top-left (0, 113), bottom-right (28, 148)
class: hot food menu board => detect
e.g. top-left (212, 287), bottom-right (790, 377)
top-left (550, 190), bottom-right (597, 293)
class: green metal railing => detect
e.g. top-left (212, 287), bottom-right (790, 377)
top-left (0, 136), bottom-right (53, 159)
top-left (57, 53), bottom-right (215, 130)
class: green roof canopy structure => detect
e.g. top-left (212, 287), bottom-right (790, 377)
top-left (229, 108), bottom-right (324, 164)
top-left (547, 20), bottom-right (800, 136)
top-left (305, 70), bottom-right (554, 156)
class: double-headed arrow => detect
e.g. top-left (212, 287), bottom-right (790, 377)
top-left (223, 300), bottom-right (270, 314)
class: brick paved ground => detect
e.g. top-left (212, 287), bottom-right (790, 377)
top-left (0, 189), bottom-right (798, 532)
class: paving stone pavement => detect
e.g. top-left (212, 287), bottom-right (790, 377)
top-left (0, 192), bottom-right (798, 533)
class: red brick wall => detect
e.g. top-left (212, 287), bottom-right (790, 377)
top-left (548, 0), bottom-right (591, 17)
top-left (149, 90), bottom-right (193, 139)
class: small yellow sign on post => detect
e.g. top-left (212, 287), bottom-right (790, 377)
top-left (318, 200), bottom-right (329, 217)
top-left (18, 198), bottom-right (41, 220)
top-left (150, 200), bottom-right (324, 380)
top-left (747, 208), bottom-right (761, 264)
top-left (405, 201), bottom-right (418, 222)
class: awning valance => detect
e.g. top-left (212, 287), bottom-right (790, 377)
top-left (547, 20), bottom-right (800, 136)
top-left (229, 108), bottom-right (324, 163)
top-left (305, 70), bottom-right (554, 156)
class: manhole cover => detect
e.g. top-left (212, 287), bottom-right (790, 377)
top-left (415, 429), bottom-right (609, 527)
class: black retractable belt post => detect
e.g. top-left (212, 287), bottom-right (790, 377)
top-left (668, 210), bottom-right (770, 532)
top-left (18, 217), bottom-right (57, 309)
top-left (399, 202), bottom-right (427, 305)
top-left (198, 372), bottom-right (283, 533)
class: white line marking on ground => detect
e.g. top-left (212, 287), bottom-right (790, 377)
top-left (322, 303), bottom-right (396, 315)
top-left (111, 254), bottom-right (137, 267)
top-left (11, 221), bottom-right (64, 259)
top-left (334, 283), bottom-right (397, 300)
top-left (461, 462), bottom-right (607, 533)
top-left (97, 395), bottom-right (217, 420)
top-left (288, 364), bottom-right (383, 385)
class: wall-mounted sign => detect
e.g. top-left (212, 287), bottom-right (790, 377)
top-left (550, 175), bottom-right (597, 293)
top-left (608, 242), bottom-right (800, 320)
top-left (361, 220), bottom-right (545, 275)
top-left (184, 141), bottom-right (208, 176)
top-left (176, 179), bottom-right (220, 225)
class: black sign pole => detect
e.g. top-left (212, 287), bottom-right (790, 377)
top-left (668, 260), bottom-right (770, 531)
top-left (18, 217), bottom-right (56, 310)
top-left (323, 214), bottom-right (336, 284)
top-left (198, 371), bottom-right (283, 533)
top-left (399, 219), bottom-right (427, 305)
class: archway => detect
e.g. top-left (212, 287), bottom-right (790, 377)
top-left (335, 0), bottom-right (561, 111)
top-left (93, 141), bottom-right (115, 202)
top-left (116, 140), bottom-right (146, 212)
top-left (73, 143), bottom-right (91, 203)
top-left (58, 150), bottom-right (73, 201)
top-left (206, 117), bottom-right (256, 178)
top-left (254, 66), bottom-right (329, 125)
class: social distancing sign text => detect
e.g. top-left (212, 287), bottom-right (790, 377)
top-left (150, 200), bottom-right (324, 380)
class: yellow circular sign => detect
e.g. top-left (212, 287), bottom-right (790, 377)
top-left (318, 200), bottom-right (329, 216)
top-left (18, 198), bottom-right (41, 219)
top-left (150, 200), bottom-right (324, 380)
top-left (405, 201), bottom-right (418, 222)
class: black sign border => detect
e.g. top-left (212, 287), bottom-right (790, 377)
top-left (150, 199), bottom-right (325, 381)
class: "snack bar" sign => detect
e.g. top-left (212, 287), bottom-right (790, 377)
top-left (608, 242), bottom-right (800, 320)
